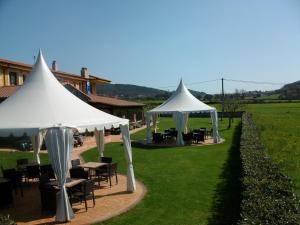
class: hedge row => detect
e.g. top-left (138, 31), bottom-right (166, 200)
top-left (238, 113), bottom-right (300, 225)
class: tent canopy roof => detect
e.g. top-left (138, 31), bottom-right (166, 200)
top-left (0, 50), bottom-right (128, 137)
top-left (148, 79), bottom-right (215, 114)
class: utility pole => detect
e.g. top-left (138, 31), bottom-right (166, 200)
top-left (221, 78), bottom-right (224, 121)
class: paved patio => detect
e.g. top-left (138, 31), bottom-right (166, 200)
top-left (2, 175), bottom-right (146, 225)
top-left (1, 126), bottom-right (147, 224)
top-left (137, 137), bottom-right (225, 147)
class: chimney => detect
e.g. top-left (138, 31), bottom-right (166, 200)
top-left (52, 60), bottom-right (58, 71)
top-left (81, 67), bottom-right (89, 79)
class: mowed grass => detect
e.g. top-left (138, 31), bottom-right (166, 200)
top-left (82, 117), bottom-right (242, 225)
top-left (246, 103), bottom-right (300, 195)
top-left (0, 151), bottom-right (49, 176)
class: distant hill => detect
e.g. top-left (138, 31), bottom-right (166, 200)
top-left (279, 80), bottom-right (300, 99)
top-left (96, 84), bottom-right (206, 100)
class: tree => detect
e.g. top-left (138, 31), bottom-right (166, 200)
top-left (223, 92), bottom-right (245, 129)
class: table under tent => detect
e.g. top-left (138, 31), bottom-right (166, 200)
top-left (146, 79), bottom-right (221, 145)
top-left (0, 50), bottom-right (136, 222)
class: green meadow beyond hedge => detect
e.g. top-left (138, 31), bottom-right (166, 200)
top-left (238, 113), bottom-right (300, 225)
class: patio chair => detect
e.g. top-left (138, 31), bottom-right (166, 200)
top-left (26, 165), bottom-right (40, 183)
top-left (39, 174), bottom-right (50, 187)
top-left (152, 132), bottom-right (164, 144)
top-left (96, 162), bottom-right (118, 187)
top-left (40, 164), bottom-right (55, 179)
top-left (193, 131), bottom-right (205, 143)
top-left (70, 167), bottom-right (89, 179)
top-left (16, 158), bottom-right (29, 167)
top-left (39, 185), bottom-right (58, 214)
top-left (2, 168), bottom-right (23, 197)
top-left (170, 130), bottom-right (178, 138)
top-left (100, 157), bottom-right (112, 163)
top-left (182, 132), bottom-right (193, 144)
top-left (200, 128), bottom-right (207, 139)
top-left (70, 180), bottom-right (95, 211)
top-left (71, 159), bottom-right (81, 168)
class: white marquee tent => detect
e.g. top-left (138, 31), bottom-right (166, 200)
top-left (0, 50), bottom-right (136, 222)
top-left (146, 79), bottom-right (220, 145)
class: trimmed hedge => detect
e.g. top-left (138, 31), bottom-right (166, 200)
top-left (238, 113), bottom-right (300, 225)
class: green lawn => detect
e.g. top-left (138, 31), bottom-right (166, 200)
top-left (0, 151), bottom-right (49, 176)
top-left (246, 103), bottom-right (300, 195)
top-left (82, 117), bottom-right (242, 225)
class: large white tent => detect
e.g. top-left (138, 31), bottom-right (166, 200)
top-left (0, 50), bottom-right (136, 222)
top-left (146, 79), bottom-right (220, 145)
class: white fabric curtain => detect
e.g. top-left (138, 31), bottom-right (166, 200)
top-left (152, 113), bottom-right (158, 133)
top-left (30, 130), bottom-right (46, 164)
top-left (146, 113), bottom-right (152, 144)
top-left (183, 113), bottom-right (189, 134)
top-left (45, 127), bottom-right (74, 222)
top-left (174, 112), bottom-right (185, 146)
top-left (210, 110), bottom-right (220, 143)
top-left (95, 129), bottom-right (105, 159)
top-left (120, 124), bottom-right (136, 192)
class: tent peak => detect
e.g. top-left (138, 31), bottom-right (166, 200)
top-left (176, 78), bottom-right (188, 93)
top-left (36, 49), bottom-right (47, 67)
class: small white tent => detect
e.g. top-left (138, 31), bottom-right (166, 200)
top-left (146, 79), bottom-right (220, 145)
top-left (0, 50), bottom-right (136, 222)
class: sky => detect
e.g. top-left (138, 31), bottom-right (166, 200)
top-left (0, 0), bottom-right (300, 94)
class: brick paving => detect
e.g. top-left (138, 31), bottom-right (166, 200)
top-left (3, 175), bottom-right (146, 225)
top-left (71, 126), bottom-right (146, 161)
top-left (1, 126), bottom-right (147, 224)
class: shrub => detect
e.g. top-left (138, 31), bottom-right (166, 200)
top-left (238, 113), bottom-right (300, 225)
top-left (0, 214), bottom-right (15, 225)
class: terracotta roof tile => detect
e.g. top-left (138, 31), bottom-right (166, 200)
top-left (0, 86), bottom-right (144, 107)
top-left (89, 94), bottom-right (144, 107)
top-left (0, 58), bottom-right (110, 82)
top-left (0, 86), bottom-right (20, 98)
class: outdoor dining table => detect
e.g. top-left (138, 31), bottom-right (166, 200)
top-left (79, 162), bottom-right (108, 178)
top-left (46, 178), bottom-right (86, 189)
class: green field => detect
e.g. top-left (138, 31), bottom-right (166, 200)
top-left (246, 103), bottom-right (300, 195)
top-left (82, 117), bottom-right (242, 225)
top-left (0, 151), bottom-right (49, 176)
top-left (1, 102), bottom-right (299, 224)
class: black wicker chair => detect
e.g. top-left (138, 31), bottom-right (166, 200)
top-left (100, 157), bottom-right (112, 163)
top-left (152, 132), bottom-right (164, 144)
top-left (70, 180), bottom-right (95, 211)
top-left (39, 184), bottom-right (58, 214)
top-left (2, 168), bottom-right (23, 196)
top-left (26, 165), bottom-right (40, 183)
top-left (182, 132), bottom-right (193, 144)
top-left (69, 167), bottom-right (89, 179)
top-left (96, 162), bottom-right (118, 187)
top-left (40, 164), bottom-right (55, 179)
top-left (0, 179), bottom-right (13, 208)
top-left (71, 159), bottom-right (81, 168)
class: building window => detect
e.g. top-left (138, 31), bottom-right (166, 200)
top-left (9, 72), bottom-right (17, 86)
top-left (23, 74), bottom-right (26, 82)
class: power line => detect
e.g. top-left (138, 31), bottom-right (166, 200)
top-left (224, 78), bottom-right (286, 86)
top-left (157, 77), bottom-right (287, 90)
top-left (158, 79), bottom-right (221, 89)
